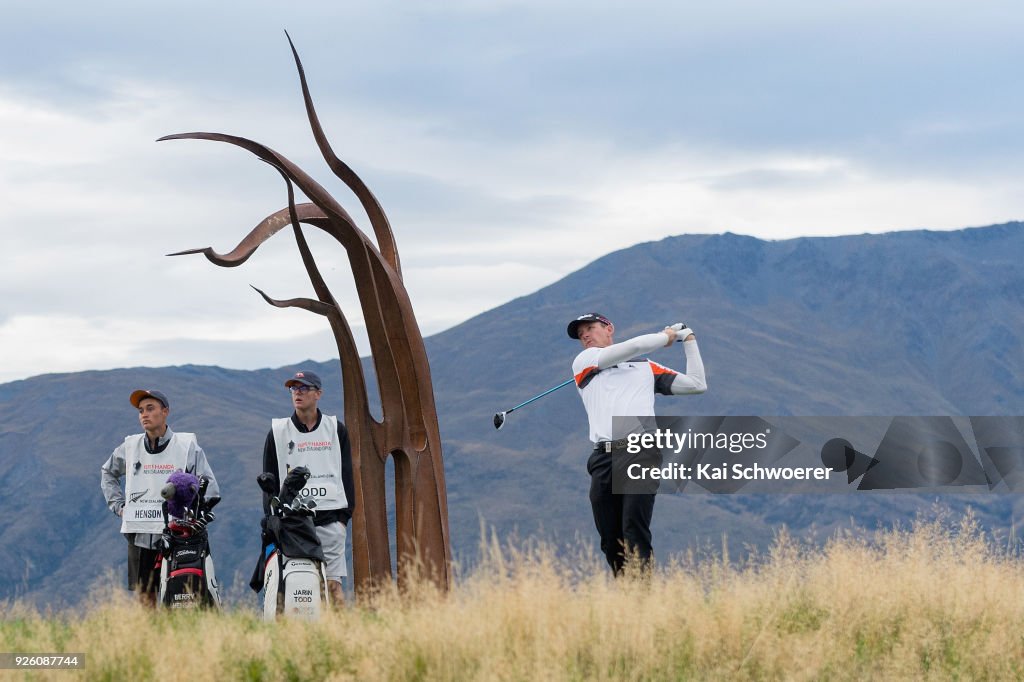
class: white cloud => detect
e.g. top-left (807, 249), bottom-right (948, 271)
top-left (0, 2), bottom-right (1021, 382)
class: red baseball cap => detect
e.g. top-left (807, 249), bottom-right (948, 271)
top-left (129, 389), bottom-right (169, 409)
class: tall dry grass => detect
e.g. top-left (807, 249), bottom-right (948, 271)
top-left (3, 512), bottom-right (1024, 681)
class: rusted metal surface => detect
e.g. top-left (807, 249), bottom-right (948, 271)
top-left (162, 34), bottom-right (451, 595)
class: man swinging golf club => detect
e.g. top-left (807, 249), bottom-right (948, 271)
top-left (569, 313), bottom-right (707, 575)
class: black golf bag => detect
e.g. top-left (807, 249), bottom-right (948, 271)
top-left (250, 466), bottom-right (330, 620)
top-left (157, 476), bottom-right (221, 610)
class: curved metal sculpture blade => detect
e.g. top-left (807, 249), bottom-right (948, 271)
top-left (162, 38), bottom-right (451, 594)
top-left (284, 30), bottom-right (401, 276)
top-left (167, 203), bottom-right (331, 266)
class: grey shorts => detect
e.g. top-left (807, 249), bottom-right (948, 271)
top-left (315, 521), bottom-right (348, 581)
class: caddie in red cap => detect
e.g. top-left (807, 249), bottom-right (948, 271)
top-left (100, 389), bottom-right (220, 606)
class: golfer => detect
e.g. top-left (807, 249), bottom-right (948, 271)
top-left (569, 313), bottom-right (706, 574)
top-left (263, 370), bottom-right (354, 606)
top-left (100, 389), bottom-right (220, 607)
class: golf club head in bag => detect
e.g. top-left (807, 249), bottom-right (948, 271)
top-left (257, 472), bottom-right (279, 496)
top-left (288, 493), bottom-right (318, 514)
top-left (280, 466), bottom-right (311, 505)
top-left (160, 471), bottom-right (201, 520)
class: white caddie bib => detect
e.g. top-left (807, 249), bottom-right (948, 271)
top-left (120, 432), bottom-right (195, 534)
top-left (272, 416), bottom-right (347, 511)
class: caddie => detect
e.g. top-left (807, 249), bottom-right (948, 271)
top-left (262, 370), bottom-right (355, 606)
top-left (100, 389), bottom-right (220, 607)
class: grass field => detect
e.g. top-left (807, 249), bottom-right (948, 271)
top-left (3, 512), bottom-right (1024, 681)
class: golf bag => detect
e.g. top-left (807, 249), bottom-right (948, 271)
top-left (157, 474), bottom-right (221, 610)
top-left (250, 466), bottom-right (330, 620)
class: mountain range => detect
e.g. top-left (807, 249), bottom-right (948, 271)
top-left (2, 221), bottom-right (1022, 606)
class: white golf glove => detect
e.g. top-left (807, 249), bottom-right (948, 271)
top-left (667, 322), bottom-right (695, 341)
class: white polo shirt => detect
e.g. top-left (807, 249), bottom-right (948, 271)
top-left (573, 353), bottom-right (677, 442)
top-left (572, 332), bottom-right (706, 443)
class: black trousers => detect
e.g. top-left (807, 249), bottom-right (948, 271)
top-left (127, 539), bottom-right (161, 593)
top-left (586, 446), bottom-right (657, 575)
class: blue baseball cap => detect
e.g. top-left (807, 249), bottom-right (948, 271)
top-left (285, 370), bottom-right (322, 389)
top-left (567, 312), bottom-right (612, 339)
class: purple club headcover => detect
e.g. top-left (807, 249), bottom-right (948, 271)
top-left (161, 471), bottom-right (201, 519)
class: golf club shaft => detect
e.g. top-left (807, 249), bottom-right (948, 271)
top-left (507, 378), bottom-right (575, 414)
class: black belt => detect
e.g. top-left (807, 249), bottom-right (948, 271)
top-left (593, 438), bottom-right (631, 453)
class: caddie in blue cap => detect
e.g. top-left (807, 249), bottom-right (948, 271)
top-left (263, 370), bottom-right (354, 605)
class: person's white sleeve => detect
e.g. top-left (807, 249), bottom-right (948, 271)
top-left (670, 339), bottom-right (707, 394)
top-left (572, 347), bottom-right (601, 387)
top-left (100, 444), bottom-right (127, 515)
top-left (190, 443), bottom-right (221, 501)
top-left (594, 333), bottom-right (671, 369)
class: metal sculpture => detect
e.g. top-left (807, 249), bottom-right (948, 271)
top-left (160, 34), bottom-right (452, 595)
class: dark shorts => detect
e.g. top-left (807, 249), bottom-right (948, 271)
top-left (127, 540), bottom-right (161, 594)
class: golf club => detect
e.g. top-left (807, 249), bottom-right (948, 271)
top-left (492, 323), bottom-right (690, 430)
top-left (493, 378), bottom-right (575, 430)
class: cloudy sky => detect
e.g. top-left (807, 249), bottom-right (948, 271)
top-left (1, 1), bottom-right (1021, 384)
